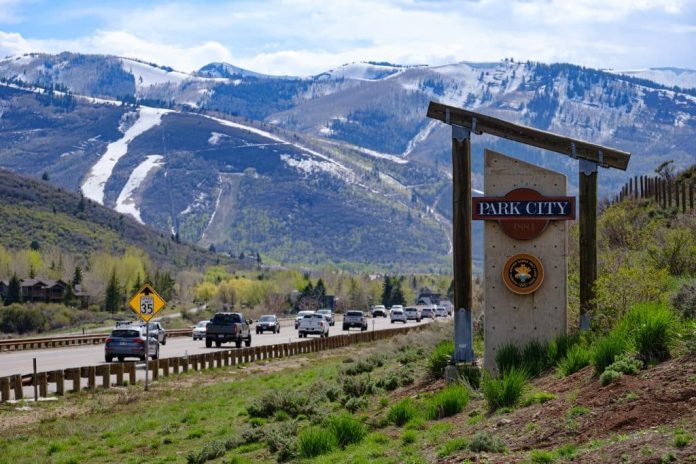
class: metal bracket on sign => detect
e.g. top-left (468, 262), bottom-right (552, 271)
top-left (570, 142), bottom-right (577, 160)
top-left (579, 158), bottom-right (598, 176)
top-left (452, 124), bottom-right (470, 143)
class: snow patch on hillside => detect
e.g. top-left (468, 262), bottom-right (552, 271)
top-left (82, 106), bottom-right (171, 205)
top-left (280, 154), bottom-right (348, 179)
top-left (120, 58), bottom-right (193, 90)
top-left (318, 62), bottom-right (407, 81)
top-left (115, 155), bottom-right (164, 223)
top-left (208, 132), bottom-right (228, 145)
top-left (608, 67), bottom-right (696, 90)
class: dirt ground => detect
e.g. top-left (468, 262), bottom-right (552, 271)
top-left (431, 354), bottom-right (696, 463)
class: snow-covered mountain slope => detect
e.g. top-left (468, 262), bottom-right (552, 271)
top-left (607, 67), bottom-right (696, 90)
top-left (314, 62), bottom-right (413, 81)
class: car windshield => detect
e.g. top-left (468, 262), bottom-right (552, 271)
top-left (346, 311), bottom-right (363, 316)
top-left (392, 309), bottom-right (403, 313)
top-left (317, 310), bottom-right (330, 314)
top-left (147, 323), bottom-right (160, 329)
top-left (260, 316), bottom-right (275, 321)
top-left (111, 329), bottom-right (141, 338)
top-left (211, 313), bottom-right (242, 324)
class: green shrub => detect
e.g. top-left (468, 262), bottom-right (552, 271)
top-left (341, 374), bottom-right (376, 398)
top-left (327, 413), bottom-right (366, 448)
top-left (495, 342), bottom-right (523, 374)
top-left (343, 397), bottom-right (368, 413)
top-left (592, 331), bottom-right (629, 375)
top-left (482, 368), bottom-right (526, 412)
top-left (401, 430), bottom-right (417, 445)
top-left (428, 340), bottom-right (454, 378)
top-left (263, 421), bottom-right (297, 457)
top-left (606, 353), bottom-right (642, 375)
top-left (297, 426), bottom-right (337, 458)
top-left (557, 344), bottom-right (591, 377)
top-left (529, 449), bottom-right (556, 463)
top-left (387, 398), bottom-right (419, 426)
top-left (522, 339), bottom-right (550, 377)
top-left (185, 440), bottom-right (227, 464)
top-left (674, 432), bottom-right (692, 448)
top-left (623, 302), bottom-right (676, 363)
top-left (458, 364), bottom-right (481, 389)
top-left (522, 391), bottom-right (557, 407)
top-left (672, 280), bottom-right (696, 319)
top-left (247, 389), bottom-right (317, 418)
top-left (437, 437), bottom-right (469, 458)
top-left (599, 369), bottom-right (622, 386)
top-left (469, 431), bottom-right (506, 453)
top-left (546, 333), bottom-right (578, 364)
top-left (426, 383), bottom-right (469, 419)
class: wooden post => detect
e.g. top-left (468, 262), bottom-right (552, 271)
top-left (96, 365), bottom-right (109, 389)
top-left (668, 180), bottom-right (673, 207)
top-left (127, 363), bottom-right (136, 386)
top-left (1, 377), bottom-right (10, 402)
top-left (38, 372), bottom-right (48, 397)
top-left (113, 363), bottom-right (124, 387)
top-left (171, 357), bottom-right (179, 374)
top-left (451, 125), bottom-right (475, 362)
top-left (161, 358), bottom-right (169, 377)
top-left (579, 161), bottom-right (598, 330)
top-left (662, 179), bottom-right (667, 208)
top-left (11, 375), bottom-right (22, 400)
top-left (54, 370), bottom-right (64, 396)
top-left (87, 366), bottom-right (96, 391)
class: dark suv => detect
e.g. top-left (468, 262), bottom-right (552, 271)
top-left (256, 315), bottom-right (280, 334)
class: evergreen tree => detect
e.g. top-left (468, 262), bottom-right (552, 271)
top-left (63, 280), bottom-right (76, 306)
top-left (391, 281), bottom-right (406, 306)
top-left (72, 265), bottom-right (83, 287)
top-left (314, 279), bottom-right (327, 307)
top-left (381, 275), bottom-right (393, 306)
top-left (105, 270), bottom-right (121, 314)
top-left (4, 274), bottom-right (21, 306)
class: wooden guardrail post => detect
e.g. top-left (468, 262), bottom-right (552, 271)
top-left (1, 377), bottom-right (10, 402)
top-left (182, 356), bottom-right (189, 373)
top-left (171, 357), bottom-right (179, 374)
top-left (222, 351), bottom-right (229, 366)
top-left (96, 365), bottom-right (109, 389)
top-left (150, 360), bottom-right (159, 381)
top-left (87, 366), bottom-right (96, 391)
top-left (112, 363), bottom-right (123, 387)
top-left (126, 363), bottom-right (136, 386)
top-left (161, 359), bottom-right (169, 377)
top-left (11, 375), bottom-right (22, 400)
top-left (38, 372), bottom-right (48, 397)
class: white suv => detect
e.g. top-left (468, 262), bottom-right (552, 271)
top-left (371, 305), bottom-right (387, 317)
top-left (390, 308), bottom-right (407, 324)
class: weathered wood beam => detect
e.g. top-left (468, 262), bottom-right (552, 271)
top-left (427, 102), bottom-right (631, 171)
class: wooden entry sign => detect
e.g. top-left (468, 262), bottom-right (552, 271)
top-left (473, 188), bottom-right (575, 240)
top-left (483, 150), bottom-right (568, 373)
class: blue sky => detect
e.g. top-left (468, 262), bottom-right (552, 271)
top-left (0, 0), bottom-right (694, 76)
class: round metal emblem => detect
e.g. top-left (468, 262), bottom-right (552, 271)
top-left (501, 253), bottom-right (544, 295)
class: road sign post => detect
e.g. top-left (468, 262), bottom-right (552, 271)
top-left (128, 284), bottom-right (166, 392)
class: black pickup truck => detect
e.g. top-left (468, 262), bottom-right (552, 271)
top-left (205, 312), bottom-right (252, 348)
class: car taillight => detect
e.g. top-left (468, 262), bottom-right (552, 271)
top-left (106, 338), bottom-right (113, 344)
top-left (233, 325), bottom-right (238, 335)
top-left (134, 338), bottom-right (145, 345)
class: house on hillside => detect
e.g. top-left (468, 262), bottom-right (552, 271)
top-left (0, 278), bottom-right (76, 304)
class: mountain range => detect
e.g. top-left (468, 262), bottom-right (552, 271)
top-left (0, 52), bottom-right (694, 271)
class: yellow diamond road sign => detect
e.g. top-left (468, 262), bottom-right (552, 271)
top-left (128, 284), bottom-right (166, 322)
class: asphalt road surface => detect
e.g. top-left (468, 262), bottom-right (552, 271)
top-left (0, 316), bottom-right (432, 379)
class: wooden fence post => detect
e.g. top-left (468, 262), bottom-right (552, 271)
top-left (54, 370), bottom-right (64, 396)
top-left (1, 377), bottom-right (10, 402)
top-left (112, 363), bottom-right (124, 387)
top-left (127, 363), bottom-right (136, 386)
top-left (161, 359), bottom-right (169, 377)
top-left (87, 366), bottom-right (96, 391)
top-left (11, 375), bottom-right (22, 400)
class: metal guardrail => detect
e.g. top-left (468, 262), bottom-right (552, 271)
top-left (0, 329), bottom-right (192, 352)
top-left (0, 324), bottom-right (426, 402)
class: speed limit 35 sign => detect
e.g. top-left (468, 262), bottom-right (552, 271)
top-left (128, 284), bottom-right (166, 322)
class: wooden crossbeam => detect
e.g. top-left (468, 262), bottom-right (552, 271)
top-left (427, 102), bottom-right (631, 171)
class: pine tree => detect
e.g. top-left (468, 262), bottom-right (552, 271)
top-left (4, 274), bottom-right (21, 306)
top-left (381, 275), bottom-right (393, 307)
top-left (72, 265), bottom-right (83, 287)
top-left (391, 281), bottom-right (406, 306)
top-left (63, 280), bottom-right (76, 306)
top-left (105, 270), bottom-right (120, 314)
top-left (314, 279), bottom-right (327, 307)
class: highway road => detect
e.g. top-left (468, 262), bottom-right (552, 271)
top-left (0, 316), bottom-right (432, 379)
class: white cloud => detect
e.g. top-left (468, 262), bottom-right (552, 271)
top-left (0, 0), bottom-right (694, 74)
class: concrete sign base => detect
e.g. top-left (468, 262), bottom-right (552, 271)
top-left (483, 150), bottom-right (568, 373)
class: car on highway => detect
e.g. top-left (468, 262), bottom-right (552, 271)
top-left (390, 307), bottom-right (407, 324)
top-left (316, 308), bottom-right (335, 326)
top-left (435, 306), bottom-right (448, 318)
top-left (421, 306), bottom-right (435, 319)
top-left (105, 326), bottom-right (159, 362)
top-left (343, 310), bottom-right (368, 331)
top-left (256, 315), bottom-right (280, 334)
top-left (390, 305), bottom-right (404, 313)
top-left (298, 313), bottom-right (330, 338)
top-left (192, 320), bottom-right (208, 340)
top-left (404, 306), bottom-right (421, 322)
top-left (295, 310), bottom-right (315, 329)
top-left (144, 321), bottom-right (167, 345)
top-left (371, 305), bottom-right (388, 317)
top-left (206, 312), bottom-right (252, 348)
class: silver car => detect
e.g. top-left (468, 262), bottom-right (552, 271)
top-left (404, 307), bottom-right (421, 322)
top-left (316, 309), bottom-right (335, 326)
top-left (390, 308), bottom-right (407, 324)
top-left (105, 326), bottom-right (159, 362)
top-left (192, 320), bottom-right (208, 340)
top-left (144, 321), bottom-right (167, 345)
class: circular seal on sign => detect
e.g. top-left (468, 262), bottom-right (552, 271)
top-left (501, 254), bottom-right (544, 295)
